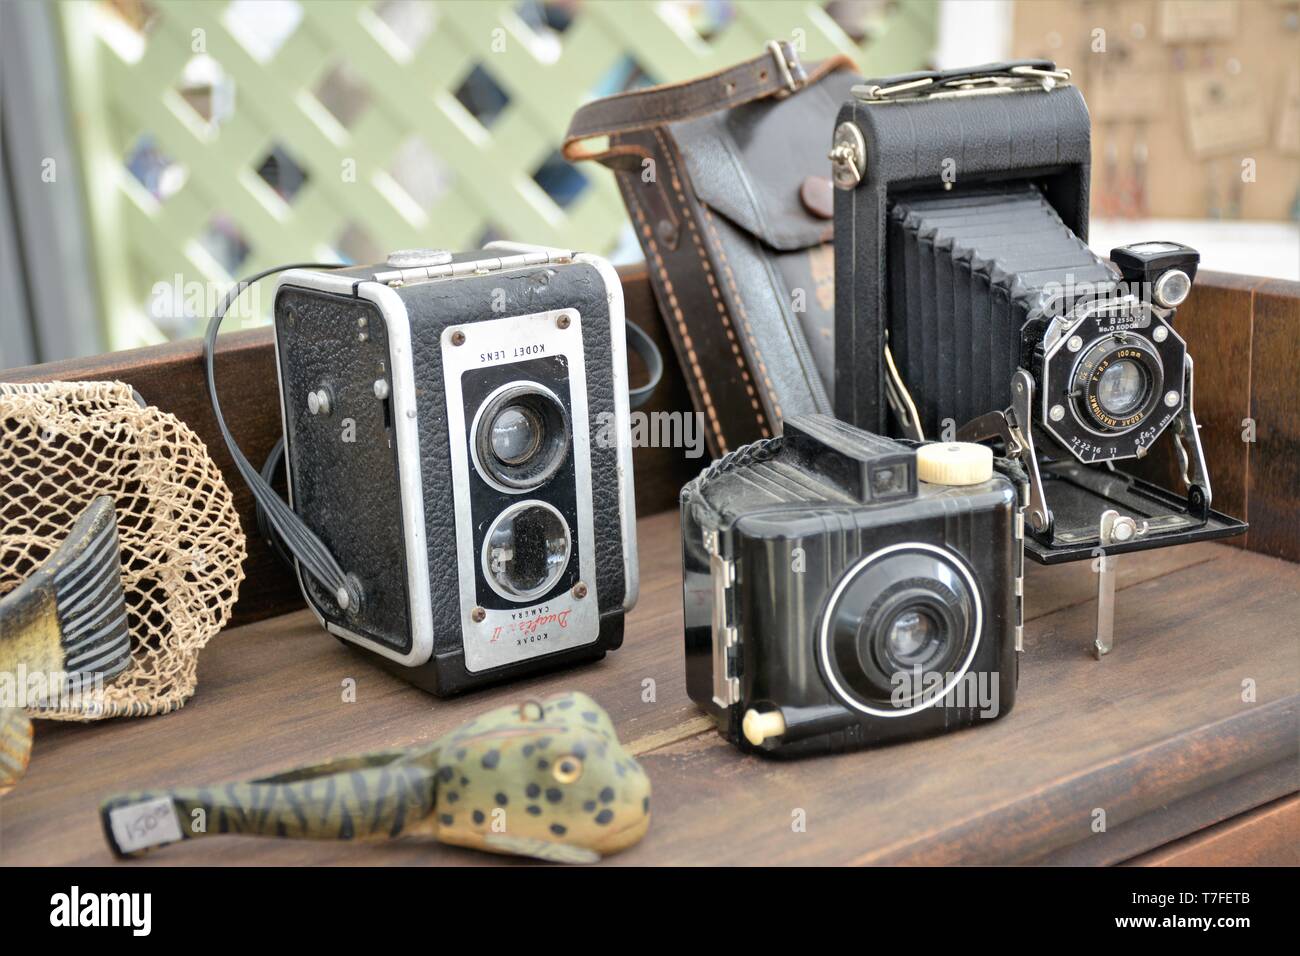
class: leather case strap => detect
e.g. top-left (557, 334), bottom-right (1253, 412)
top-left (563, 41), bottom-right (856, 170)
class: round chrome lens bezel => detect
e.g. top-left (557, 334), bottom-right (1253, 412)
top-left (479, 499), bottom-right (573, 603)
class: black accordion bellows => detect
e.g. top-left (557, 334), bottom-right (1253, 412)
top-left (887, 184), bottom-right (1118, 438)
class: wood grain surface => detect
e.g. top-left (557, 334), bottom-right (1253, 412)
top-left (2, 510), bottom-right (1295, 866)
top-left (1127, 271), bottom-right (1300, 564)
top-left (2, 267), bottom-right (1296, 865)
top-left (1124, 794), bottom-right (1300, 867)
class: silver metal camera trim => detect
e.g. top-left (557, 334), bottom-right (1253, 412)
top-left (468, 380), bottom-right (569, 496)
top-left (442, 307), bottom-right (600, 673)
top-left (272, 269), bottom-right (436, 667)
top-left (817, 542), bottom-right (983, 719)
top-left (479, 498), bottom-right (573, 603)
top-left (482, 243), bottom-right (638, 611)
top-left (568, 249), bottom-right (640, 612)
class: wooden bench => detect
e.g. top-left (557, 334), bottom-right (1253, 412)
top-left (2, 267), bottom-right (1296, 865)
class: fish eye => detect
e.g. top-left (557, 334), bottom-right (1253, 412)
top-left (518, 700), bottom-right (545, 722)
top-left (553, 755), bottom-right (583, 784)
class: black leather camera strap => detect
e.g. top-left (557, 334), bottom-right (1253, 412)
top-left (563, 41), bottom-right (856, 170)
top-left (624, 319), bottom-right (663, 409)
top-left (207, 263), bottom-right (664, 590)
top-left (204, 263), bottom-right (363, 611)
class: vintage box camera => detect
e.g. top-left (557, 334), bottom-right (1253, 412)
top-left (265, 244), bottom-right (638, 695)
top-left (681, 415), bottom-right (1022, 757)
top-left (831, 62), bottom-right (1246, 564)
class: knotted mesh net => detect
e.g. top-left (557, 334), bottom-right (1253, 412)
top-left (0, 381), bottom-right (245, 719)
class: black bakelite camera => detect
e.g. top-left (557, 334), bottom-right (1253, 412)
top-left (262, 244), bottom-right (639, 695)
top-left (831, 61), bottom-right (1246, 564)
top-left (681, 416), bottom-right (1023, 756)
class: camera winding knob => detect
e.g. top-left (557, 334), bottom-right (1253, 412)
top-left (742, 709), bottom-right (787, 746)
top-left (916, 442), bottom-right (994, 486)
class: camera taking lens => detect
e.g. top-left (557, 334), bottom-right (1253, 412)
top-left (821, 544), bottom-right (978, 714)
top-left (1072, 336), bottom-right (1163, 433)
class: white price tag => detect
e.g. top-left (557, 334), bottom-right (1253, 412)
top-left (110, 797), bottom-right (184, 853)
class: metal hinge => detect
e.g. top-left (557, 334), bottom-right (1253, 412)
top-left (703, 529), bottom-right (739, 707)
top-left (373, 247), bottom-right (574, 288)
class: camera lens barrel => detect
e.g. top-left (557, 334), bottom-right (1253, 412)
top-left (1040, 302), bottom-right (1186, 463)
top-left (471, 383), bottom-right (571, 491)
top-left (1071, 335), bottom-right (1164, 434)
top-left (818, 543), bottom-right (981, 717)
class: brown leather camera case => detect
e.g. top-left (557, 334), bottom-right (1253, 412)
top-left (565, 43), bottom-right (860, 456)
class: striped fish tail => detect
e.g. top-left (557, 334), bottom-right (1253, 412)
top-left (0, 497), bottom-right (132, 697)
top-left (51, 497), bottom-right (132, 686)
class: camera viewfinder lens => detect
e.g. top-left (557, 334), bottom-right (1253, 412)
top-left (483, 502), bottom-right (571, 601)
top-left (870, 463), bottom-right (910, 499)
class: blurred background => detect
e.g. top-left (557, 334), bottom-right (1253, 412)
top-left (2, 0), bottom-right (1297, 366)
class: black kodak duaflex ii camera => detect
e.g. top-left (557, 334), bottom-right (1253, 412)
top-left (830, 61), bottom-right (1247, 566)
top-left (681, 415), bottom-right (1023, 757)
top-left (261, 244), bottom-right (638, 695)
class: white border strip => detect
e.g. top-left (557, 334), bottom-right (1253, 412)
top-left (574, 252), bottom-right (639, 611)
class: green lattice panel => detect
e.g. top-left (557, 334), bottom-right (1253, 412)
top-left (58, 0), bottom-right (937, 348)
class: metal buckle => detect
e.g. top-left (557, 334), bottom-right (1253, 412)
top-left (766, 40), bottom-right (804, 96)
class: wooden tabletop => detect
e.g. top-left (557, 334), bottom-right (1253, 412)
top-left (2, 509), bottom-right (1296, 866)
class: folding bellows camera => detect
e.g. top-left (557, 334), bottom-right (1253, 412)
top-left (831, 61), bottom-right (1246, 564)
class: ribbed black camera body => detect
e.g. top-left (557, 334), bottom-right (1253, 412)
top-left (832, 61), bottom-right (1246, 563)
top-left (271, 245), bottom-right (637, 696)
top-left (681, 416), bottom-right (1021, 757)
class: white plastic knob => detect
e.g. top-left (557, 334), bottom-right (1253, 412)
top-left (917, 442), bottom-right (994, 486)
top-left (742, 709), bottom-right (787, 746)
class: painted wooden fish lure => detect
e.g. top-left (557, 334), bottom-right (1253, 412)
top-left (101, 691), bottom-right (650, 863)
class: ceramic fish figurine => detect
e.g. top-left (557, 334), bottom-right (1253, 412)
top-left (0, 495), bottom-right (131, 715)
top-left (0, 708), bottom-right (32, 795)
top-left (101, 691), bottom-right (650, 863)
